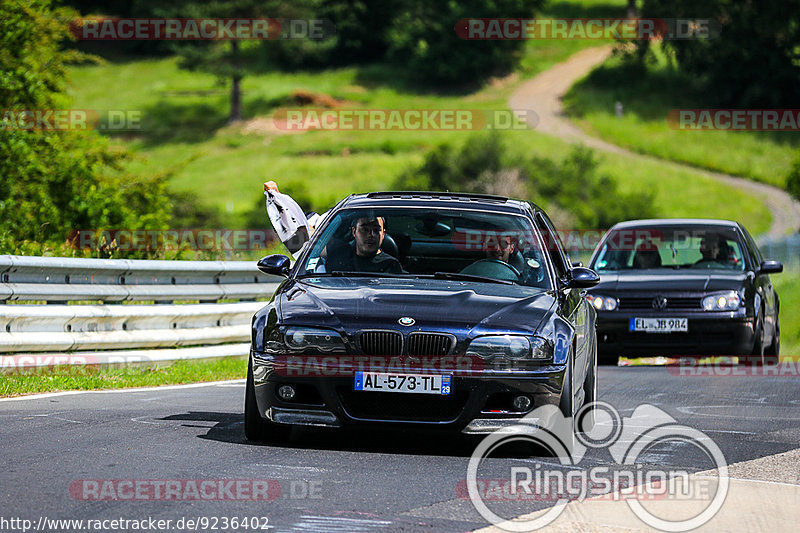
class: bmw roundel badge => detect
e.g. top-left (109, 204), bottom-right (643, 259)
top-left (398, 317), bottom-right (415, 326)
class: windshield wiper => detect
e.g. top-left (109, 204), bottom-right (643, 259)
top-left (432, 272), bottom-right (514, 285)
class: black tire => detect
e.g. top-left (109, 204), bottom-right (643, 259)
top-left (244, 359), bottom-right (291, 443)
top-left (556, 351), bottom-right (576, 455)
top-left (578, 335), bottom-right (598, 433)
top-left (765, 316), bottom-right (780, 365)
top-left (740, 312), bottom-right (765, 366)
top-left (751, 312), bottom-right (766, 366)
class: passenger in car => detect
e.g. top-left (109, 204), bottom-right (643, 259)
top-left (716, 241), bottom-right (740, 267)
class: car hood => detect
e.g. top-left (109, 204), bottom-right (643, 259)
top-left (592, 271), bottom-right (749, 293)
top-left (277, 277), bottom-right (555, 335)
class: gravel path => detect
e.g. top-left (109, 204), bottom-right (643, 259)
top-left (509, 45), bottom-right (800, 237)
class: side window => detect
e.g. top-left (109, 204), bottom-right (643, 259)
top-left (740, 227), bottom-right (762, 267)
top-left (535, 212), bottom-right (569, 279)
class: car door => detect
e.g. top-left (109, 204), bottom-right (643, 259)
top-left (741, 226), bottom-right (777, 341)
top-left (535, 211), bottom-right (590, 404)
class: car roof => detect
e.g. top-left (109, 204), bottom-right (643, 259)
top-left (608, 218), bottom-right (741, 230)
top-left (337, 191), bottom-right (539, 215)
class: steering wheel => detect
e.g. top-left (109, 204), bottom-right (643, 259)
top-left (459, 259), bottom-right (520, 281)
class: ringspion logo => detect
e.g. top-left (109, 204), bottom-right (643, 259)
top-left (466, 402), bottom-right (728, 531)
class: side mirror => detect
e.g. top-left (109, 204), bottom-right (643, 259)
top-left (758, 260), bottom-right (783, 274)
top-left (257, 254), bottom-right (291, 277)
top-left (566, 267), bottom-right (600, 288)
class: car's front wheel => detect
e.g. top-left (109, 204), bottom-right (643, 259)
top-left (744, 312), bottom-right (766, 366)
top-left (244, 358), bottom-right (291, 443)
top-left (577, 335), bottom-right (598, 433)
top-left (765, 316), bottom-right (780, 364)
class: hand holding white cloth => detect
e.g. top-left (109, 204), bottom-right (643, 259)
top-left (264, 188), bottom-right (311, 255)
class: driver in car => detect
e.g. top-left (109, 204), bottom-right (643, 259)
top-left (485, 233), bottom-right (516, 263)
top-left (323, 216), bottom-right (403, 274)
top-left (695, 233), bottom-right (721, 265)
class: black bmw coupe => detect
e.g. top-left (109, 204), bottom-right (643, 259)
top-left (246, 192), bottom-right (599, 441)
top-left (586, 219), bottom-right (782, 365)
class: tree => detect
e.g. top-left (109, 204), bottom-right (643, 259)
top-left (394, 135), bottom-right (655, 229)
top-left (386, 0), bottom-right (542, 86)
top-left (0, 0), bottom-right (172, 255)
top-left (786, 156), bottom-right (800, 205)
top-left (641, 0), bottom-right (800, 107)
top-left (165, 0), bottom-right (320, 123)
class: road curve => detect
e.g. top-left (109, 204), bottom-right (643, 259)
top-left (509, 46), bottom-right (800, 238)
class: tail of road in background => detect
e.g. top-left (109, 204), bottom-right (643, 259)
top-left (264, 180), bottom-right (326, 259)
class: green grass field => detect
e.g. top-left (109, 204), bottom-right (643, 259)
top-left (0, 356), bottom-right (247, 397)
top-left (63, 0), bottom-right (772, 237)
top-left (773, 271), bottom-right (800, 357)
top-left (66, 54), bottom-right (772, 235)
top-left (564, 47), bottom-right (800, 188)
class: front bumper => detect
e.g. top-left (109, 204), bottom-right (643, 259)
top-left (596, 311), bottom-right (755, 357)
top-left (250, 352), bottom-right (566, 433)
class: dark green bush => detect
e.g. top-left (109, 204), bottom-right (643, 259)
top-left (394, 134), bottom-right (655, 229)
top-left (386, 0), bottom-right (541, 87)
top-left (0, 0), bottom-right (173, 258)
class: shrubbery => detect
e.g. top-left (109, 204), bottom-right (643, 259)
top-left (0, 0), bottom-right (174, 258)
top-left (638, 0), bottom-right (800, 107)
top-left (786, 157), bottom-right (800, 208)
top-left (393, 134), bottom-right (655, 230)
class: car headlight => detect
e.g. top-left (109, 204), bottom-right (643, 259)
top-left (587, 294), bottom-right (618, 311)
top-left (284, 327), bottom-right (346, 353)
top-left (702, 291), bottom-right (741, 311)
top-left (466, 335), bottom-right (552, 361)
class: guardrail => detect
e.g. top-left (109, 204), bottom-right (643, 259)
top-left (0, 255), bottom-right (282, 359)
top-left (758, 234), bottom-right (800, 270)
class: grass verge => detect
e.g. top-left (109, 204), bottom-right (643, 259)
top-left (773, 270), bottom-right (800, 357)
top-left (564, 46), bottom-right (800, 187)
top-left (0, 356), bottom-right (247, 397)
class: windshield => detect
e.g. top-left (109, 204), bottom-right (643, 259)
top-left (591, 225), bottom-right (746, 272)
top-left (296, 207), bottom-right (552, 288)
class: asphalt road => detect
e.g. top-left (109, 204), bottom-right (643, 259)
top-left (2, 367), bottom-right (799, 532)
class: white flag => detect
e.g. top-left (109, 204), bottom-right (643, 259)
top-left (265, 189), bottom-right (310, 255)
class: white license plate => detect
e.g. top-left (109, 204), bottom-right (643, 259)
top-left (354, 372), bottom-right (451, 395)
top-left (630, 317), bottom-right (688, 333)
